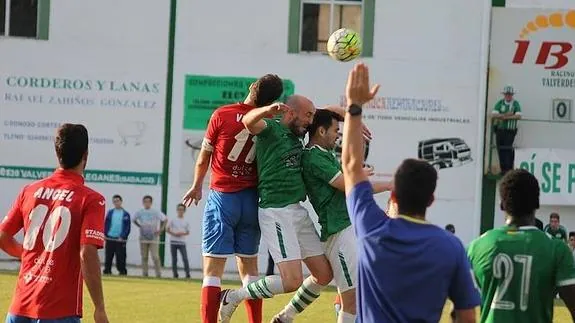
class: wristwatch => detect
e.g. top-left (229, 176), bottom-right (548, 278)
top-left (346, 103), bottom-right (363, 116)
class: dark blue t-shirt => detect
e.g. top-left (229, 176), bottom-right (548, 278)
top-left (347, 181), bottom-right (480, 322)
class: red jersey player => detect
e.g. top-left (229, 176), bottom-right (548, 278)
top-left (0, 124), bottom-right (109, 323)
top-left (182, 74), bottom-right (285, 323)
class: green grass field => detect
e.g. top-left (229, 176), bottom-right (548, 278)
top-left (0, 271), bottom-right (570, 322)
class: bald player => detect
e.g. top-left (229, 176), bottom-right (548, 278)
top-left (217, 95), bottom-right (334, 323)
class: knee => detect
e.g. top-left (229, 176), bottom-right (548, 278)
top-left (314, 269), bottom-right (333, 286)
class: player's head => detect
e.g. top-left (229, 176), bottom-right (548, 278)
top-left (569, 232), bottom-right (575, 248)
top-left (499, 169), bottom-right (540, 219)
top-left (502, 85), bottom-right (514, 102)
top-left (176, 203), bottom-right (186, 217)
top-left (143, 195), bottom-right (153, 209)
top-left (549, 212), bottom-right (560, 229)
top-left (391, 159), bottom-right (437, 216)
top-left (112, 194), bottom-right (123, 208)
top-left (54, 123), bottom-right (89, 171)
top-left (249, 74), bottom-right (284, 107)
top-left (284, 95), bottom-right (316, 137)
top-left (445, 224), bottom-right (455, 234)
top-left (307, 109), bottom-right (343, 150)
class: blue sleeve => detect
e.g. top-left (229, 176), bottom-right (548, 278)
top-left (449, 238), bottom-right (481, 309)
top-left (104, 210), bottom-right (111, 237)
top-left (346, 181), bottom-right (388, 237)
top-left (122, 211), bottom-right (131, 239)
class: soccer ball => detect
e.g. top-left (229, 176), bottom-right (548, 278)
top-left (327, 28), bottom-right (362, 62)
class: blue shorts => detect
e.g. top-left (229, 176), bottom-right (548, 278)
top-left (5, 314), bottom-right (80, 323)
top-left (202, 188), bottom-right (260, 257)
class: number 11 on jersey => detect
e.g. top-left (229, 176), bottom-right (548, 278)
top-left (228, 128), bottom-right (256, 163)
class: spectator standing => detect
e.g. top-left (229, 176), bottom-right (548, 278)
top-left (167, 203), bottom-right (191, 279)
top-left (133, 195), bottom-right (166, 278)
top-left (544, 212), bottom-right (568, 242)
top-left (491, 85), bottom-right (522, 175)
top-left (103, 194), bottom-right (131, 275)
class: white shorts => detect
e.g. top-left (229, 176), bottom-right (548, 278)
top-left (324, 225), bottom-right (357, 293)
top-left (259, 203), bottom-right (324, 263)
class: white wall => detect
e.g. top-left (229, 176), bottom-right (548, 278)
top-left (0, 1), bottom-right (170, 263)
top-left (168, 0), bottom-right (491, 272)
top-left (487, 3), bottom-right (575, 232)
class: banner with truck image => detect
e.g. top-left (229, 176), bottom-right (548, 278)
top-left (517, 148), bottom-right (575, 205)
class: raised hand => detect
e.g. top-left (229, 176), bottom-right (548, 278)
top-left (346, 63), bottom-right (380, 107)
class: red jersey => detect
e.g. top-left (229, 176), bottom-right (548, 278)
top-left (0, 169), bottom-right (106, 319)
top-left (203, 103), bottom-right (258, 192)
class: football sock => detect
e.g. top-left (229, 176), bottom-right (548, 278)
top-left (243, 276), bottom-right (263, 323)
top-left (201, 276), bottom-right (221, 323)
top-left (334, 294), bottom-right (342, 317)
top-left (279, 276), bottom-right (325, 320)
top-left (232, 275), bottom-right (285, 302)
top-left (338, 311), bottom-right (356, 323)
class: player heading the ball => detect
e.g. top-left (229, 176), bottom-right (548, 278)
top-left (182, 74), bottom-right (284, 323)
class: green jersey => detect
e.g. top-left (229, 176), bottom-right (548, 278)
top-left (543, 224), bottom-right (568, 242)
top-left (301, 145), bottom-right (350, 241)
top-left (493, 99), bottom-right (521, 130)
top-left (467, 225), bottom-right (575, 323)
top-left (256, 119), bottom-right (306, 208)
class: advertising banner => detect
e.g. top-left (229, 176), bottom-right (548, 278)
top-left (517, 148), bottom-right (575, 205)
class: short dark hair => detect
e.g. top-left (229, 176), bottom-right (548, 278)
top-left (394, 159), bottom-right (437, 215)
top-left (445, 224), bottom-right (455, 231)
top-left (569, 231), bottom-right (575, 239)
top-left (308, 109), bottom-right (343, 137)
top-left (177, 203), bottom-right (186, 211)
top-left (143, 195), bottom-right (153, 202)
top-left (112, 194), bottom-right (122, 201)
top-left (550, 212), bottom-right (560, 220)
top-left (499, 169), bottom-right (540, 217)
top-left (54, 123), bottom-right (89, 169)
top-left (251, 74), bottom-right (284, 107)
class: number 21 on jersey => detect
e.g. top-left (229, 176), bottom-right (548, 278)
top-left (492, 253), bottom-right (533, 311)
top-left (23, 204), bottom-right (72, 252)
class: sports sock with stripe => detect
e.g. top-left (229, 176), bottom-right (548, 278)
top-left (243, 276), bottom-right (263, 323)
top-left (231, 275), bottom-right (285, 302)
top-left (200, 276), bottom-right (221, 323)
top-left (279, 276), bottom-right (325, 320)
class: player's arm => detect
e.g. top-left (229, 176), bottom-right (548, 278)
top-left (341, 64), bottom-right (390, 237)
top-left (80, 195), bottom-right (108, 318)
top-left (448, 241), bottom-right (480, 323)
top-left (330, 174), bottom-right (392, 194)
top-left (554, 241), bottom-right (575, 319)
top-left (242, 103), bottom-right (290, 135)
top-left (0, 190), bottom-right (25, 259)
top-left (183, 112), bottom-right (221, 206)
top-left (341, 64), bottom-right (380, 193)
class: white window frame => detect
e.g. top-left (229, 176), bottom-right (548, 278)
top-left (299, 0), bottom-right (364, 53)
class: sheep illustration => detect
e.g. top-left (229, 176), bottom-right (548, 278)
top-left (118, 121), bottom-right (147, 146)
